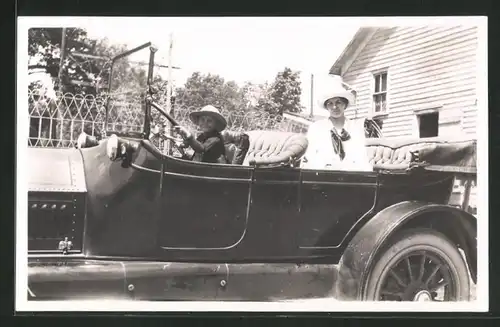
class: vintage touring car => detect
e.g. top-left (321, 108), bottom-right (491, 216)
top-left (26, 44), bottom-right (477, 302)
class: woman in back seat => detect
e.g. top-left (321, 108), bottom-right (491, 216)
top-left (301, 83), bottom-right (373, 172)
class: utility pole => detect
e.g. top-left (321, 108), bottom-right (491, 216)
top-left (57, 27), bottom-right (67, 141)
top-left (309, 73), bottom-right (314, 118)
top-left (57, 28), bottom-right (67, 94)
top-left (166, 33), bottom-right (173, 115)
top-left (165, 33), bottom-right (174, 155)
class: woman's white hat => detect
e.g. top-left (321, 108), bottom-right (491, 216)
top-left (189, 105), bottom-right (227, 132)
top-left (317, 84), bottom-right (356, 109)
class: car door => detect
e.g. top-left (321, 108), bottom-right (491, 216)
top-left (157, 158), bottom-right (253, 250)
top-left (298, 168), bottom-right (378, 248)
top-left (242, 166), bottom-right (302, 257)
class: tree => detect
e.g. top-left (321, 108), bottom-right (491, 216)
top-left (169, 69), bottom-right (307, 132)
top-left (28, 27), bottom-right (104, 95)
top-left (28, 28), bottom-right (90, 75)
top-left (28, 28), bottom-right (152, 97)
top-left (240, 81), bottom-right (268, 108)
top-left (174, 72), bottom-right (247, 113)
top-left (257, 67), bottom-right (305, 116)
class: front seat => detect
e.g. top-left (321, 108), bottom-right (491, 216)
top-left (222, 130), bottom-right (308, 167)
top-left (244, 130), bottom-right (308, 167)
top-left (221, 130), bottom-right (250, 165)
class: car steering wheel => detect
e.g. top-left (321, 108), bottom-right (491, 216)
top-left (148, 100), bottom-right (194, 160)
top-left (149, 126), bottom-right (188, 158)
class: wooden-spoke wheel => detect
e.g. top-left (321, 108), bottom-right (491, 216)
top-left (364, 228), bottom-right (471, 302)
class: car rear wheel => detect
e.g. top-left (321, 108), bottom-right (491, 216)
top-left (363, 228), bottom-right (471, 301)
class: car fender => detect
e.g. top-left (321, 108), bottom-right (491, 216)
top-left (334, 200), bottom-right (477, 301)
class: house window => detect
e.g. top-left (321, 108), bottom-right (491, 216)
top-left (372, 71), bottom-right (388, 114)
top-left (418, 112), bottom-right (439, 138)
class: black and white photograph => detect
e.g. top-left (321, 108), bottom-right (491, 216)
top-left (16, 16), bottom-right (488, 312)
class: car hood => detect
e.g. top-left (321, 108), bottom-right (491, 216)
top-left (27, 147), bottom-right (87, 193)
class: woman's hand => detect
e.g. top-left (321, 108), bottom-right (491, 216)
top-left (174, 125), bottom-right (192, 140)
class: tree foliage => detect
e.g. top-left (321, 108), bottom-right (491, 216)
top-left (29, 27), bottom-right (101, 95)
top-left (174, 72), bottom-right (249, 113)
top-left (257, 67), bottom-right (305, 115)
top-left (170, 68), bottom-right (306, 132)
top-left (28, 28), bottom-right (158, 96)
top-left (174, 67), bottom-right (305, 117)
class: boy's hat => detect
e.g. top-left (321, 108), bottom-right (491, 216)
top-left (189, 105), bottom-right (227, 132)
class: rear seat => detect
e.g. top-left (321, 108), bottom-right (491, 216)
top-left (365, 136), bottom-right (477, 172)
top-left (365, 138), bottom-right (420, 170)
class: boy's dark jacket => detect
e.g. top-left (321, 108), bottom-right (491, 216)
top-left (191, 130), bottom-right (226, 163)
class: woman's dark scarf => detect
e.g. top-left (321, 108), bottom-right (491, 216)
top-left (330, 127), bottom-right (351, 161)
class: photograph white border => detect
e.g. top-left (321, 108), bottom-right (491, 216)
top-left (16, 16), bottom-right (489, 312)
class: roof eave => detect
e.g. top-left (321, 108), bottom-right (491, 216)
top-left (329, 27), bottom-right (379, 76)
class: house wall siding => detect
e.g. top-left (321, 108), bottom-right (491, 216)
top-left (341, 25), bottom-right (478, 138)
top-left (340, 26), bottom-right (479, 210)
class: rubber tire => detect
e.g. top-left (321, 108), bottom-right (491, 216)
top-left (363, 228), bottom-right (471, 301)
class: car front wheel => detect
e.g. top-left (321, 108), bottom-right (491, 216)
top-left (363, 228), bottom-right (471, 301)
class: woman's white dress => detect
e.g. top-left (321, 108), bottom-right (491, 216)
top-left (301, 117), bottom-right (373, 171)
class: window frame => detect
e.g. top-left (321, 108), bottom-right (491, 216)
top-left (370, 69), bottom-right (389, 117)
top-left (417, 111), bottom-right (440, 138)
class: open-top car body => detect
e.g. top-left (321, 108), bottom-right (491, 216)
top-left (27, 44), bottom-right (477, 302)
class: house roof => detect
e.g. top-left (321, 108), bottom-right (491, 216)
top-left (329, 27), bottom-right (379, 76)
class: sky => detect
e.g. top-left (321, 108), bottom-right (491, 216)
top-left (25, 16), bottom-right (487, 114)
top-left (77, 17), bottom-right (360, 111)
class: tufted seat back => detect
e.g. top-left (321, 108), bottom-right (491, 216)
top-left (365, 141), bottom-right (418, 169)
top-left (244, 130), bottom-right (308, 166)
top-left (221, 130), bottom-right (308, 167)
top-left (364, 136), bottom-right (477, 172)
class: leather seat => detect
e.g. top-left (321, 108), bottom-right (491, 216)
top-left (365, 136), bottom-right (477, 172)
top-left (365, 140), bottom-right (416, 168)
top-left (221, 130), bottom-right (250, 165)
top-left (221, 130), bottom-right (309, 167)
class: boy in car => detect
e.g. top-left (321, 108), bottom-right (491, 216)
top-left (174, 105), bottom-right (228, 164)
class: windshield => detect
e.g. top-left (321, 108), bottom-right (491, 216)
top-left (104, 42), bottom-right (155, 139)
